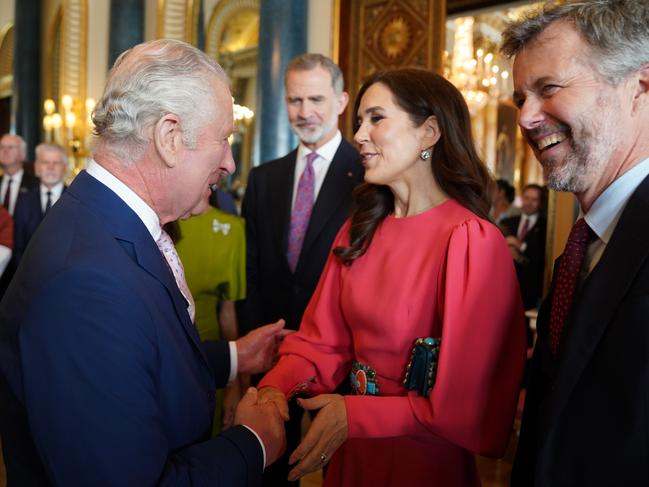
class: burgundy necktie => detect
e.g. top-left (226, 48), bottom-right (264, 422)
top-left (518, 217), bottom-right (530, 241)
top-left (548, 218), bottom-right (594, 355)
top-left (3, 178), bottom-right (12, 211)
top-left (287, 152), bottom-right (317, 272)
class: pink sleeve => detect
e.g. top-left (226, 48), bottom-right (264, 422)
top-left (345, 219), bottom-right (526, 457)
top-left (259, 222), bottom-right (354, 397)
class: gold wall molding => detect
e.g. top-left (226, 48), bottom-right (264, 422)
top-left (0, 22), bottom-right (13, 98)
top-left (206, 0), bottom-right (259, 61)
top-left (60, 0), bottom-right (87, 113)
top-left (340, 0), bottom-right (446, 136)
top-left (158, 0), bottom-right (200, 45)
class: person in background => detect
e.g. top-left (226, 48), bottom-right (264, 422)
top-left (13, 143), bottom-right (68, 266)
top-left (0, 39), bottom-right (289, 486)
top-left (0, 134), bottom-right (38, 297)
top-left (174, 201), bottom-right (247, 431)
top-left (0, 206), bottom-right (12, 277)
top-left (501, 1), bottom-right (649, 485)
top-left (257, 68), bottom-right (526, 487)
top-left (490, 178), bottom-right (519, 224)
top-left (500, 183), bottom-right (547, 311)
top-left (241, 52), bottom-right (363, 486)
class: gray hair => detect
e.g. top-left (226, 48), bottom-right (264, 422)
top-left (501, 0), bottom-right (649, 84)
top-left (35, 143), bottom-right (67, 164)
top-left (285, 53), bottom-right (344, 94)
top-left (92, 39), bottom-right (227, 163)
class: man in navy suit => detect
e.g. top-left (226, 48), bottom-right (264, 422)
top-left (502, 1), bottom-right (649, 485)
top-left (0, 39), bottom-right (288, 486)
top-left (0, 134), bottom-right (38, 296)
top-left (13, 143), bottom-right (68, 267)
top-left (242, 53), bottom-right (363, 486)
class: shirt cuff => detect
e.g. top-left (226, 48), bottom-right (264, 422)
top-left (241, 424), bottom-right (267, 468)
top-left (228, 341), bottom-right (238, 383)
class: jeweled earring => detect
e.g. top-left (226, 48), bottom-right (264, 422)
top-left (420, 148), bottom-right (432, 160)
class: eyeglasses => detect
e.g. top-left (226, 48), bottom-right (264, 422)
top-left (0, 145), bottom-right (20, 151)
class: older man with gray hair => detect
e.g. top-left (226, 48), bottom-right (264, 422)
top-left (501, 1), bottom-right (649, 485)
top-left (0, 39), bottom-right (288, 486)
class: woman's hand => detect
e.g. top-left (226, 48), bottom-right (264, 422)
top-left (287, 394), bottom-right (348, 482)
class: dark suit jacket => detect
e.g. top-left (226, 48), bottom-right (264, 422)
top-left (501, 214), bottom-right (546, 310)
top-left (12, 186), bottom-right (58, 266)
top-left (512, 173), bottom-right (649, 487)
top-left (0, 171), bottom-right (263, 486)
top-left (241, 138), bottom-right (362, 333)
top-left (0, 171), bottom-right (38, 294)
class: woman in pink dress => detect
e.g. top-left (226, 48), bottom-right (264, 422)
top-left (258, 68), bottom-right (526, 486)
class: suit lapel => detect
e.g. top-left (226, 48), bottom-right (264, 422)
top-left (270, 151), bottom-right (297, 258)
top-left (298, 140), bottom-right (360, 268)
top-left (542, 173), bottom-right (649, 433)
top-left (69, 172), bottom-right (208, 366)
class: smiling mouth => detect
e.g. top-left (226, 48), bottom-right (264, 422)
top-left (536, 132), bottom-right (567, 152)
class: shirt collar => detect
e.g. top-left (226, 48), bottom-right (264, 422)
top-left (297, 130), bottom-right (342, 163)
top-left (4, 168), bottom-right (23, 184)
top-left (585, 156), bottom-right (649, 244)
top-left (40, 182), bottom-right (65, 198)
top-left (86, 160), bottom-right (162, 240)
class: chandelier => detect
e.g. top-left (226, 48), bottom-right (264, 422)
top-left (446, 17), bottom-right (510, 115)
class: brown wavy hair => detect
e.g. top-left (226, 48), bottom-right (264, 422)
top-left (334, 68), bottom-right (493, 265)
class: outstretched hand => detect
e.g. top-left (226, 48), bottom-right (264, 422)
top-left (287, 394), bottom-right (348, 482)
top-left (236, 320), bottom-right (293, 374)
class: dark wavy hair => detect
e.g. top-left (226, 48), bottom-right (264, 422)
top-left (334, 68), bottom-right (493, 265)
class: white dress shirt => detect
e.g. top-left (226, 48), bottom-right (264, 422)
top-left (1, 169), bottom-right (25, 215)
top-left (583, 156), bottom-right (649, 275)
top-left (40, 182), bottom-right (65, 213)
top-left (291, 130), bottom-right (342, 211)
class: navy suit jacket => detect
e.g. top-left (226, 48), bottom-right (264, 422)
top-left (0, 171), bottom-right (263, 486)
top-left (0, 171), bottom-right (38, 295)
top-left (500, 214), bottom-right (546, 310)
top-left (241, 138), bottom-right (363, 333)
top-left (512, 173), bottom-right (649, 486)
top-left (12, 186), bottom-right (52, 266)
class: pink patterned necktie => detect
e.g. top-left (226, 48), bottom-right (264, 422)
top-left (518, 216), bottom-right (530, 241)
top-left (548, 218), bottom-right (593, 355)
top-left (156, 229), bottom-right (196, 322)
top-left (287, 151), bottom-right (317, 272)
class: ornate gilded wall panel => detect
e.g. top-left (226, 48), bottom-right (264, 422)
top-left (61, 0), bottom-right (87, 106)
top-left (158, 0), bottom-right (200, 45)
top-left (340, 0), bottom-right (446, 136)
top-left (0, 23), bottom-right (13, 98)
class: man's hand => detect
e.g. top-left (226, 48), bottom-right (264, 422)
top-left (221, 379), bottom-right (242, 430)
top-left (235, 387), bottom-right (287, 466)
top-left (287, 394), bottom-right (348, 482)
top-left (257, 386), bottom-right (290, 421)
top-left (236, 320), bottom-right (293, 374)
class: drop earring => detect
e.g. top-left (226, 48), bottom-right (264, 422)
top-left (420, 148), bottom-right (432, 160)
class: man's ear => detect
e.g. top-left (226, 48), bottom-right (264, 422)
top-left (421, 115), bottom-right (441, 149)
top-left (337, 91), bottom-right (350, 115)
top-left (153, 114), bottom-right (183, 168)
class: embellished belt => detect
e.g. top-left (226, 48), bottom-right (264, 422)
top-left (350, 361), bottom-right (379, 395)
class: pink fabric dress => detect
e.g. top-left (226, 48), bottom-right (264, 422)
top-left (260, 199), bottom-right (526, 487)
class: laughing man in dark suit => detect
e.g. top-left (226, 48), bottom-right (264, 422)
top-left (242, 53), bottom-right (363, 486)
top-left (502, 1), bottom-right (649, 485)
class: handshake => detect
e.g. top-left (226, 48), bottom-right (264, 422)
top-left (231, 320), bottom-right (292, 466)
